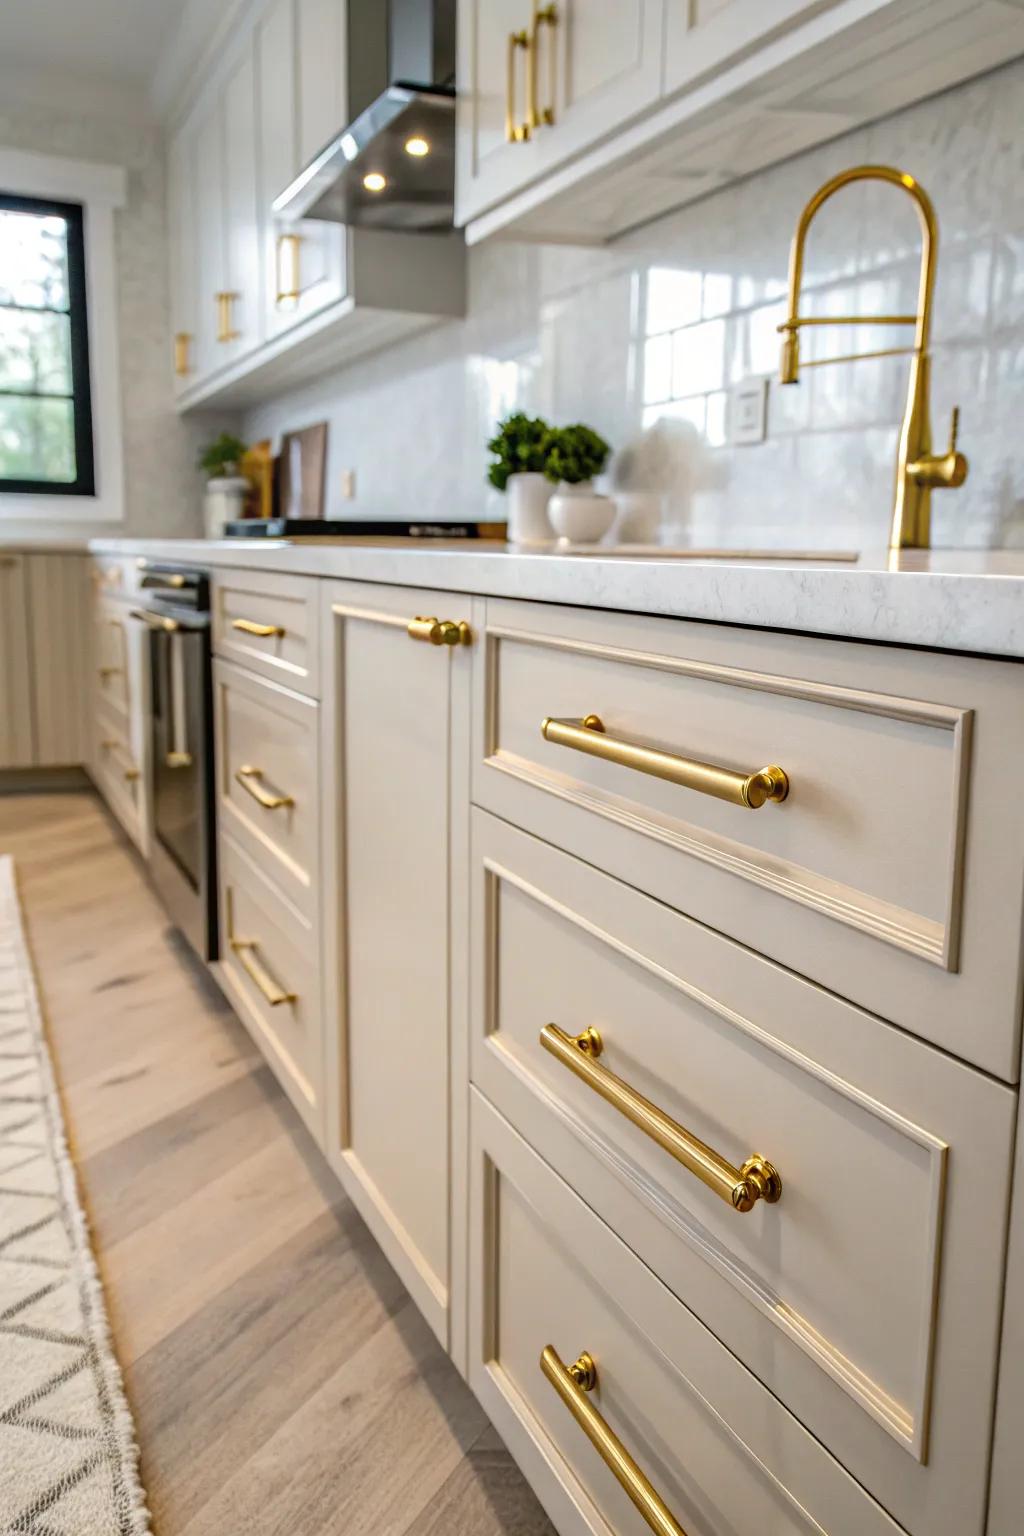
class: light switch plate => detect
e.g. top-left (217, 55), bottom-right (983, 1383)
top-left (730, 379), bottom-right (769, 445)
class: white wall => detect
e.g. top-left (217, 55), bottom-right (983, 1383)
top-left (244, 57), bottom-right (1024, 551)
top-left (0, 102), bottom-right (236, 539)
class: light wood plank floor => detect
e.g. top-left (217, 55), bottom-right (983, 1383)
top-left (0, 790), bottom-right (555, 1536)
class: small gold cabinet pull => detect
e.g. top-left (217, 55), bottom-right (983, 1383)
top-left (173, 331), bottom-right (192, 377)
top-left (235, 765), bottom-right (294, 811)
top-left (541, 1024), bottom-right (781, 1212)
top-left (215, 291), bottom-right (240, 343)
top-left (230, 937), bottom-right (296, 1007)
top-left (541, 714), bottom-right (788, 810)
top-left (231, 618), bottom-right (285, 638)
top-left (407, 616), bottom-right (472, 646)
top-left (100, 739), bottom-right (140, 783)
top-left (541, 1346), bottom-right (689, 1536)
top-left (506, 28), bottom-right (531, 142)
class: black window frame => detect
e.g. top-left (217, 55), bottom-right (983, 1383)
top-left (0, 191), bottom-right (95, 497)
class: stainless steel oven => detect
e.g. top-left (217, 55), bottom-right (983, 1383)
top-left (130, 564), bottom-right (218, 960)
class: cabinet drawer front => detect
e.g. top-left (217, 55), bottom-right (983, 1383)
top-left (214, 660), bottom-right (318, 917)
top-left (217, 833), bottom-right (322, 1141)
top-left (212, 570), bottom-right (319, 697)
top-left (473, 598), bottom-right (1024, 1078)
top-left (470, 811), bottom-right (1013, 1536)
top-left (93, 599), bottom-right (132, 719)
top-left (469, 1092), bottom-right (904, 1536)
top-left (94, 703), bottom-right (144, 851)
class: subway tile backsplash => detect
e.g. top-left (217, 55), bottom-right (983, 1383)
top-left (243, 57), bottom-right (1024, 550)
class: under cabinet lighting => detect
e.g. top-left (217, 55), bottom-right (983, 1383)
top-left (405, 137), bottom-right (430, 157)
top-left (363, 172), bottom-right (387, 193)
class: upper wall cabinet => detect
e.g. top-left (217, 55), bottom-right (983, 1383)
top-left (165, 0), bottom-right (465, 412)
top-left (454, 0), bottom-right (664, 228)
top-left (458, 0), bottom-right (1024, 243)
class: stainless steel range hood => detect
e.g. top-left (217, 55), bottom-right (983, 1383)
top-left (274, 0), bottom-right (456, 231)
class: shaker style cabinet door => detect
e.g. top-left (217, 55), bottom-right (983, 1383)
top-left (166, 127), bottom-right (198, 394)
top-left (0, 555), bottom-right (33, 769)
top-left (222, 43), bottom-right (263, 367)
top-left (455, 0), bottom-right (664, 226)
top-left (193, 96), bottom-right (227, 380)
top-left (663, 0), bottom-right (843, 96)
top-left (319, 581), bottom-right (474, 1361)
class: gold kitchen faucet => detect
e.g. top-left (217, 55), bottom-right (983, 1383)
top-left (777, 164), bottom-right (967, 552)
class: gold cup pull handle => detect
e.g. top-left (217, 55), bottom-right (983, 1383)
top-left (541, 714), bottom-right (788, 810)
top-left (231, 618), bottom-right (285, 638)
top-left (541, 1024), bottom-right (781, 1212)
top-left (541, 1347), bottom-right (689, 1536)
top-left (235, 764), bottom-right (294, 811)
top-left (506, 29), bottom-right (531, 143)
top-left (407, 616), bottom-right (472, 646)
top-left (530, 2), bottom-right (558, 128)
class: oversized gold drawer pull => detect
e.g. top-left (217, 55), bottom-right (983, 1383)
top-left (506, 28), bottom-right (530, 142)
top-left (231, 618), bottom-right (285, 638)
top-left (540, 714), bottom-right (788, 809)
top-left (230, 936), bottom-right (296, 1007)
top-left (235, 764), bottom-right (294, 811)
top-left (407, 616), bottom-right (472, 646)
top-left (541, 1024), bottom-right (781, 1213)
top-left (541, 1347), bottom-right (688, 1536)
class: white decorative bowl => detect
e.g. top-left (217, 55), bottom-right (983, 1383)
top-left (547, 481), bottom-right (615, 544)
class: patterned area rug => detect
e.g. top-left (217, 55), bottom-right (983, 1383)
top-left (0, 856), bottom-right (151, 1535)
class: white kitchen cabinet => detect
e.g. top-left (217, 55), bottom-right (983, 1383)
top-left (320, 581), bottom-right (474, 1363)
top-left (193, 96), bottom-right (228, 380)
top-left (167, 127), bottom-right (198, 394)
top-left (223, 45), bottom-right (263, 366)
top-left (455, 0), bottom-right (664, 227)
top-left (26, 554), bottom-right (89, 768)
top-left (256, 0), bottom-right (345, 345)
top-left (0, 554), bottom-right (34, 770)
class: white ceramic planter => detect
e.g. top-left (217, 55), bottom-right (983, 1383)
top-left (547, 480), bottom-right (615, 543)
top-left (203, 475), bottom-right (249, 539)
top-left (505, 472), bottom-right (554, 546)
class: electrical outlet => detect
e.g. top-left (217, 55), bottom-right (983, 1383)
top-left (729, 379), bottom-right (769, 445)
top-left (340, 468), bottom-right (356, 500)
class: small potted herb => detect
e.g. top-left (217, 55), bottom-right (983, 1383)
top-left (197, 432), bottom-right (250, 539)
top-left (544, 424), bottom-right (614, 543)
top-left (486, 412), bottom-right (556, 545)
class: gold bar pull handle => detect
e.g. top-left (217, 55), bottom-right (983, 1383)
top-left (541, 1347), bottom-right (689, 1536)
top-left (407, 616), bottom-right (472, 646)
top-left (276, 232), bottom-right (303, 305)
top-left (231, 618), bottom-right (285, 638)
top-left (173, 331), bottom-right (192, 377)
top-left (215, 291), bottom-right (240, 343)
top-left (530, 2), bottom-right (558, 128)
top-left (541, 714), bottom-right (788, 810)
top-left (506, 29), bottom-right (531, 143)
top-left (540, 1024), bottom-right (781, 1212)
top-left (235, 765), bottom-right (294, 811)
top-left (230, 937), bottom-right (296, 1006)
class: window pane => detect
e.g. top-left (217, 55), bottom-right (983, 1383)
top-left (0, 210), bottom-right (69, 310)
top-left (0, 395), bottom-right (75, 482)
top-left (0, 308), bottom-right (72, 394)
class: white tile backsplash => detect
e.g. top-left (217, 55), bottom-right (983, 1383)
top-left (243, 56), bottom-right (1024, 549)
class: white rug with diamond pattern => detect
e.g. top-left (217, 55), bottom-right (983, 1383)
top-left (0, 856), bottom-right (151, 1535)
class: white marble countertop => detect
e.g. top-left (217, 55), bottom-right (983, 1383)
top-left (9, 533), bottom-right (1024, 660)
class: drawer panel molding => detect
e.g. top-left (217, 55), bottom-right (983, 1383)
top-left (481, 619), bottom-right (972, 971)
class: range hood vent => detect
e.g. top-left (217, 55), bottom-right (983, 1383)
top-left (274, 0), bottom-right (456, 231)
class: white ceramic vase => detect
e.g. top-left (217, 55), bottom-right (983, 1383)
top-left (203, 476), bottom-right (249, 539)
top-left (505, 472), bottom-right (554, 546)
top-left (547, 480), bottom-right (616, 544)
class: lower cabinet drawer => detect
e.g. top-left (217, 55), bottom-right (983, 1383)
top-left (93, 706), bottom-right (145, 852)
top-left (217, 833), bottom-right (323, 1143)
top-left (469, 1091), bottom-right (905, 1536)
top-left (470, 810), bottom-right (1013, 1536)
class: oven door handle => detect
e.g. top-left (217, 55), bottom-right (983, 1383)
top-left (129, 608), bottom-right (210, 633)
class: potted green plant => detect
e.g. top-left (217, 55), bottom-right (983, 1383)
top-left (486, 412), bottom-right (556, 545)
top-left (197, 432), bottom-right (250, 539)
top-left (544, 424), bottom-right (614, 543)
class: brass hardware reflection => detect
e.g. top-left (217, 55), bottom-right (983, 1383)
top-left (778, 165), bottom-right (967, 551)
top-left (173, 331), bottom-right (192, 377)
top-left (166, 751), bottom-right (193, 769)
top-left (541, 714), bottom-right (788, 809)
top-left (235, 764), bottom-right (294, 811)
top-left (100, 739), bottom-right (140, 783)
top-left (276, 233), bottom-right (303, 305)
top-left (506, 28), bottom-right (531, 142)
top-left (541, 1347), bottom-right (689, 1536)
top-left (215, 291), bottom-right (240, 343)
top-left (231, 617), bottom-right (285, 638)
top-left (407, 616), bottom-right (472, 646)
top-left (129, 608), bottom-right (181, 633)
top-left (541, 1024), bottom-right (781, 1212)
top-left (528, 2), bottom-right (558, 130)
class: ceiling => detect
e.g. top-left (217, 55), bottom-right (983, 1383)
top-left (0, 0), bottom-right (239, 123)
